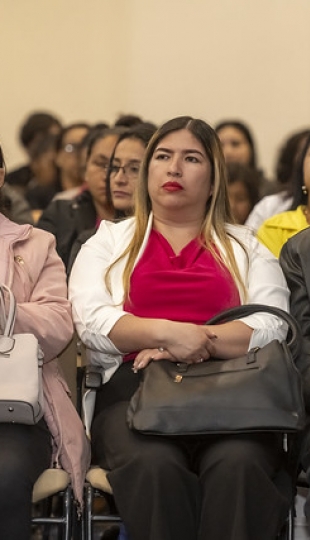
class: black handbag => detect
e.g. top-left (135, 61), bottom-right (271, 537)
top-left (127, 304), bottom-right (306, 436)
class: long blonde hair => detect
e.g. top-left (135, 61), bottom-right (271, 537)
top-left (106, 116), bottom-right (248, 300)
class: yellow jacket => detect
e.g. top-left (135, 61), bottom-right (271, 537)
top-left (257, 205), bottom-right (309, 258)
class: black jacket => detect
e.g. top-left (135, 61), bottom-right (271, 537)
top-left (36, 189), bottom-right (97, 270)
top-left (280, 228), bottom-right (310, 411)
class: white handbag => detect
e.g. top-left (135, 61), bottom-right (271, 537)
top-left (0, 284), bottom-right (44, 424)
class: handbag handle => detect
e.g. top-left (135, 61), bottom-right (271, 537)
top-left (0, 285), bottom-right (16, 337)
top-left (206, 304), bottom-right (300, 353)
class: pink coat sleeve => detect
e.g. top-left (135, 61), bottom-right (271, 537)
top-left (12, 229), bottom-right (73, 362)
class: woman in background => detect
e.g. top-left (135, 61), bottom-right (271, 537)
top-left (246, 129), bottom-right (309, 232)
top-left (67, 124), bottom-right (156, 275)
top-left (226, 162), bottom-right (260, 224)
top-left (215, 119), bottom-right (272, 198)
top-left (257, 133), bottom-right (310, 257)
top-left (37, 127), bottom-right (123, 269)
top-left (107, 123), bottom-right (157, 218)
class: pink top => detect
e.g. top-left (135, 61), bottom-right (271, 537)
top-left (123, 229), bottom-right (240, 361)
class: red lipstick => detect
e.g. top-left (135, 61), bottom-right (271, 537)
top-left (162, 181), bottom-right (183, 192)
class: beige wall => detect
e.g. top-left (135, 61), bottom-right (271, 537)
top-left (1, 0), bottom-right (310, 178)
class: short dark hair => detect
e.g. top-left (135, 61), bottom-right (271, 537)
top-left (114, 114), bottom-right (144, 128)
top-left (19, 112), bottom-right (62, 149)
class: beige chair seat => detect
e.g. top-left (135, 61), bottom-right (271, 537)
top-left (86, 466), bottom-right (113, 495)
top-left (32, 468), bottom-right (70, 504)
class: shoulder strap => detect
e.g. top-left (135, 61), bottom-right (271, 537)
top-left (207, 303), bottom-right (300, 352)
top-left (0, 285), bottom-right (16, 336)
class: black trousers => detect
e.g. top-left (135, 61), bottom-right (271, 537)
top-left (92, 363), bottom-right (291, 540)
top-left (0, 419), bottom-right (52, 540)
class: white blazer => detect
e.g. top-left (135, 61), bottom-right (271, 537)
top-left (69, 214), bottom-right (290, 433)
top-left (69, 213), bottom-right (290, 379)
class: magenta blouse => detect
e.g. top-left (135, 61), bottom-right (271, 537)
top-left (122, 229), bottom-right (240, 361)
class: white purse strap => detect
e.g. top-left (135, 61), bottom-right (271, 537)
top-left (0, 284), bottom-right (16, 337)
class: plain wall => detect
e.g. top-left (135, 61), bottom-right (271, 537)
top-left (1, 0), bottom-right (310, 178)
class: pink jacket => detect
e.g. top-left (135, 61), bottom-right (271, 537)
top-left (0, 213), bottom-right (90, 506)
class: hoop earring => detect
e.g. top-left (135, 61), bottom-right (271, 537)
top-left (302, 185), bottom-right (308, 195)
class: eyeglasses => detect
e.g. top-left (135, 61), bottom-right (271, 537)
top-left (62, 143), bottom-right (81, 154)
top-left (110, 163), bottom-right (140, 179)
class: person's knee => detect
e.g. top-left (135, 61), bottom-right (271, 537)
top-left (201, 436), bottom-right (278, 481)
top-left (0, 456), bottom-right (32, 500)
top-left (119, 443), bottom-right (188, 486)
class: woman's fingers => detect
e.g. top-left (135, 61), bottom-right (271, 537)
top-left (133, 347), bottom-right (172, 372)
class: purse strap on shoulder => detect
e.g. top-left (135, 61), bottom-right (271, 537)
top-left (206, 304), bottom-right (300, 351)
top-left (0, 284), bottom-right (16, 337)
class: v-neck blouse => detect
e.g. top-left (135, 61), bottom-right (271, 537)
top-left (123, 229), bottom-right (240, 327)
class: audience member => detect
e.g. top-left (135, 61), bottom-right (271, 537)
top-left (75, 126), bottom-right (123, 191)
top-left (279, 228), bottom-right (310, 533)
top-left (2, 183), bottom-right (34, 225)
top-left (37, 127), bottom-right (122, 269)
top-left (246, 129), bottom-right (310, 232)
top-left (0, 142), bottom-right (90, 539)
top-left (6, 111), bottom-right (62, 193)
top-left (226, 163), bottom-right (260, 224)
top-left (215, 120), bottom-right (257, 168)
top-left (107, 123), bottom-right (157, 217)
top-left (54, 122), bottom-right (91, 198)
top-left (24, 134), bottom-right (60, 221)
top-left (68, 124), bottom-right (156, 274)
top-left (69, 116), bottom-right (291, 540)
top-left (257, 133), bottom-right (310, 257)
top-left (0, 145), bottom-right (33, 224)
top-left (215, 119), bottom-right (272, 198)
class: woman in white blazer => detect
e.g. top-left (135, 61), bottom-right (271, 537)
top-left (70, 117), bottom-right (291, 540)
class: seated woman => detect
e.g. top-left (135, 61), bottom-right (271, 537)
top-left (246, 129), bottom-right (310, 232)
top-left (69, 116), bottom-right (291, 540)
top-left (257, 133), bottom-right (310, 257)
top-left (226, 162), bottom-right (260, 224)
top-left (0, 144), bottom-right (90, 539)
top-left (279, 228), bottom-right (310, 531)
top-left (215, 119), bottom-right (272, 198)
top-left (67, 123), bottom-right (156, 274)
top-left (37, 127), bottom-right (123, 269)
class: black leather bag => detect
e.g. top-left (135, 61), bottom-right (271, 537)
top-left (127, 304), bottom-right (306, 436)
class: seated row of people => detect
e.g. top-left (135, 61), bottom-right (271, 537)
top-left (5, 112), bottom-right (310, 241)
top-left (36, 123), bottom-right (156, 271)
top-left (5, 111), bottom-right (157, 224)
top-left (1, 116), bottom-right (310, 539)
